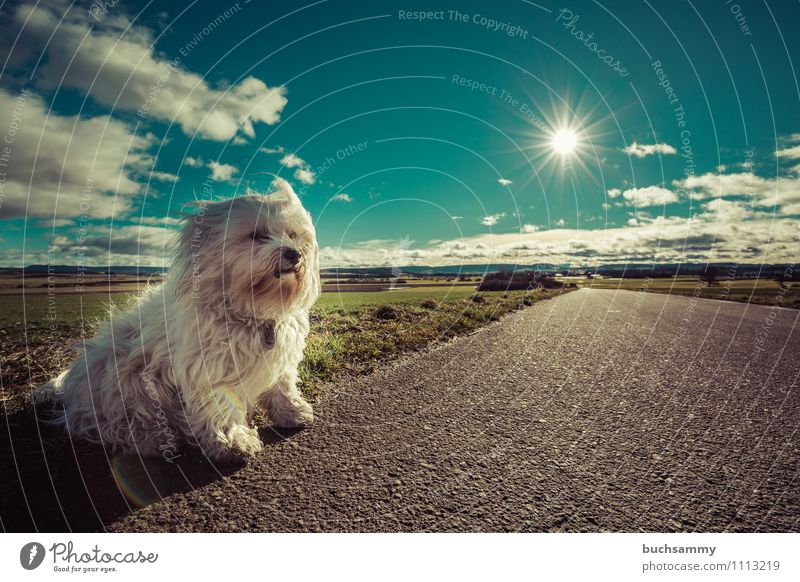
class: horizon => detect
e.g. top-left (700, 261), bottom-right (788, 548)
top-left (1, 0), bottom-right (798, 269)
top-left (12, 259), bottom-right (794, 273)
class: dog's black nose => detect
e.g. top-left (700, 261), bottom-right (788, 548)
top-left (282, 248), bottom-right (301, 265)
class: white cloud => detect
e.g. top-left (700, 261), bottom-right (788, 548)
top-left (318, 201), bottom-right (798, 268)
top-left (498, 178), bottom-right (513, 186)
top-left (781, 203), bottom-right (800, 214)
top-left (776, 145), bottom-right (800, 159)
top-left (620, 186), bottom-right (680, 207)
top-left (702, 198), bottom-right (751, 222)
top-left (265, 150), bottom-right (316, 185)
top-left (330, 193), bottom-right (353, 203)
top-left (293, 168), bottom-right (316, 185)
top-left (280, 153), bottom-right (307, 169)
top-left (481, 213), bottom-right (506, 226)
top-left (553, 218), bottom-right (566, 227)
top-left (607, 188), bottom-right (622, 198)
top-left (0, 88), bottom-right (156, 219)
top-left (184, 156), bottom-right (204, 168)
top-left (150, 171), bottom-right (179, 183)
top-left (520, 224), bottom-right (539, 233)
top-left (208, 161), bottom-right (238, 181)
top-left (622, 142), bottom-right (677, 158)
top-left (260, 146), bottom-right (286, 155)
top-left (1, 1), bottom-right (287, 142)
top-left (34, 219), bottom-right (74, 228)
top-left (675, 171), bottom-right (800, 212)
top-left (137, 216), bottom-right (183, 227)
top-left (626, 210), bottom-right (653, 226)
top-left (450, 215), bottom-right (463, 221)
top-left (48, 224), bottom-right (176, 266)
top-left (678, 172), bottom-right (763, 198)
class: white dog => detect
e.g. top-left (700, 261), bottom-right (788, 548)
top-left (37, 179), bottom-right (320, 461)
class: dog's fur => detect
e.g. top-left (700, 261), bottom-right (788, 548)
top-left (36, 179), bottom-right (320, 461)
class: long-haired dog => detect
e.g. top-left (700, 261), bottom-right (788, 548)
top-left (36, 178), bottom-right (320, 461)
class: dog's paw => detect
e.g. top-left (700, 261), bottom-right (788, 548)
top-left (204, 425), bottom-right (263, 462)
top-left (270, 398), bottom-right (314, 428)
top-left (226, 425), bottom-right (264, 456)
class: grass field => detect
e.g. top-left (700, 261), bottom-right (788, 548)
top-left (0, 283), bottom-right (480, 328)
top-left (0, 280), bottom-right (567, 403)
top-left (316, 285), bottom-right (477, 311)
top-left (4, 273), bottom-right (791, 405)
top-left (579, 276), bottom-right (800, 309)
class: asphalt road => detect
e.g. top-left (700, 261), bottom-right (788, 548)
top-left (4, 288), bottom-right (799, 532)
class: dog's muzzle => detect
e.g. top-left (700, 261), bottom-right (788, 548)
top-left (276, 247), bottom-right (302, 277)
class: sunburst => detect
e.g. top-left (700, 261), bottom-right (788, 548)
top-left (551, 128), bottom-right (579, 155)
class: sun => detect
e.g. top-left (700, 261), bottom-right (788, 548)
top-left (551, 128), bottom-right (578, 155)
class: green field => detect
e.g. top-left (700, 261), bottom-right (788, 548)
top-left (580, 276), bottom-right (800, 308)
top-left (0, 283), bottom-right (566, 402)
top-left (0, 283), bottom-right (479, 329)
top-left (316, 285), bottom-right (476, 312)
top-left (0, 293), bottom-right (133, 330)
top-left (7, 274), bottom-right (787, 404)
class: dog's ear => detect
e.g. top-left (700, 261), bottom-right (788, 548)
top-left (266, 176), bottom-right (303, 207)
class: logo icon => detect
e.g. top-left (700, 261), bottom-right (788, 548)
top-left (20, 542), bottom-right (46, 570)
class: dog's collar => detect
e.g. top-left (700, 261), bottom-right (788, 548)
top-left (227, 312), bottom-right (277, 349)
top-left (262, 321), bottom-right (276, 349)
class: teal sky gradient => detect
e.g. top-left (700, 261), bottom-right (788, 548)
top-left (1, 0), bottom-right (798, 267)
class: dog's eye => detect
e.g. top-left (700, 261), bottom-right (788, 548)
top-left (251, 232), bottom-right (271, 242)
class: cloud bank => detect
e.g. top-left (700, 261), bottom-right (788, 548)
top-left (1, 1), bottom-right (287, 142)
top-left (0, 88), bottom-right (158, 219)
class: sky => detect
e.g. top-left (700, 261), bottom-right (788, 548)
top-left (0, 0), bottom-right (798, 268)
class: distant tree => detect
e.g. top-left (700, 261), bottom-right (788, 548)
top-left (700, 265), bottom-right (719, 286)
top-left (477, 270), bottom-right (559, 291)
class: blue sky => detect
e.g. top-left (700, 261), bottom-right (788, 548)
top-left (0, 0), bottom-right (798, 267)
